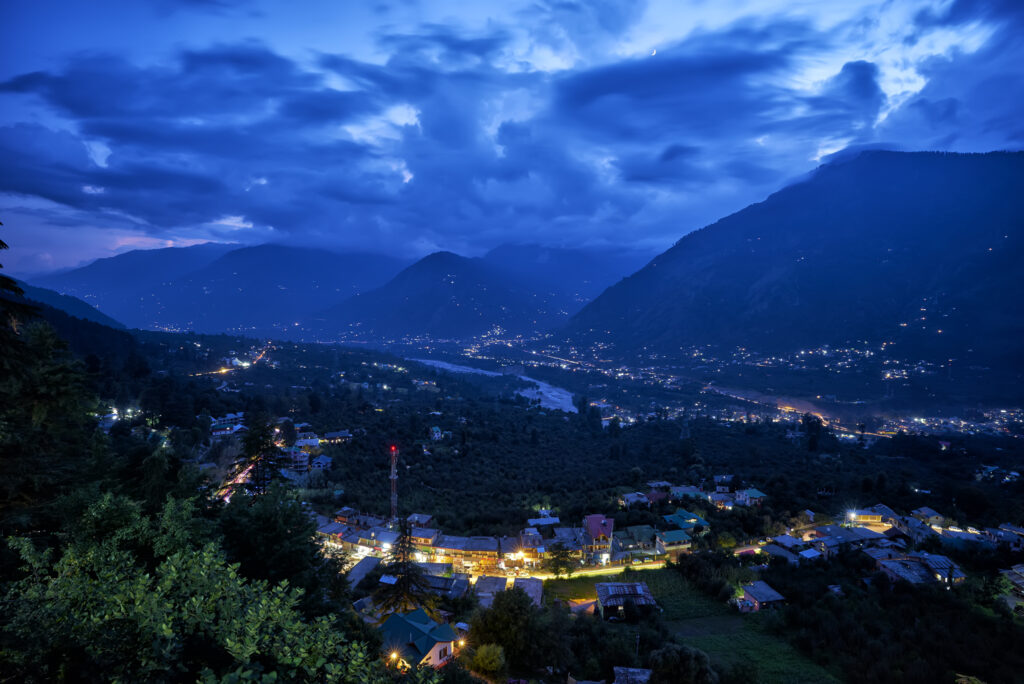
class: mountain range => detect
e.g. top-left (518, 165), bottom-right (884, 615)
top-left (29, 242), bottom-right (651, 338)
top-left (24, 151), bottom-right (1024, 375)
top-left (32, 243), bottom-right (408, 334)
top-left (566, 151), bottom-right (1024, 370)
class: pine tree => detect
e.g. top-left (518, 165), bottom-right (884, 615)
top-left (374, 520), bottom-right (437, 617)
top-left (242, 412), bottom-right (283, 495)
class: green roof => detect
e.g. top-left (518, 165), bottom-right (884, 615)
top-left (663, 510), bottom-right (709, 530)
top-left (659, 529), bottom-right (691, 544)
top-left (379, 610), bottom-right (456, 664)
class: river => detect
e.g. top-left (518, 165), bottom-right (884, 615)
top-left (409, 358), bottom-right (577, 413)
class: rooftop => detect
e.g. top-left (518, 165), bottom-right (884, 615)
top-left (595, 582), bottom-right (657, 608)
top-left (743, 580), bottom-right (785, 603)
top-left (378, 609), bottom-right (457, 665)
top-left (584, 514), bottom-right (615, 541)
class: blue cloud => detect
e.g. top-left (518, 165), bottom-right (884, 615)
top-left (0, 3), bottom-right (1022, 271)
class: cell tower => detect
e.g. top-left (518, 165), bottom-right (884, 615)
top-left (389, 444), bottom-right (398, 524)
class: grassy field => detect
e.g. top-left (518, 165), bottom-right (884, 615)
top-left (544, 568), bottom-right (839, 684)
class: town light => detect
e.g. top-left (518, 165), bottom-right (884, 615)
top-left (390, 652), bottom-right (398, 660)
top-left (847, 510), bottom-right (856, 521)
top-left (458, 639), bottom-right (465, 647)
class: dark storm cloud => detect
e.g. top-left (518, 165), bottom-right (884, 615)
top-left (0, 4), bottom-right (1021, 264)
top-left (547, 22), bottom-right (888, 190)
top-left (0, 43), bottom-right (398, 233)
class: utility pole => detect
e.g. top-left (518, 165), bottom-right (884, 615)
top-left (389, 444), bottom-right (398, 524)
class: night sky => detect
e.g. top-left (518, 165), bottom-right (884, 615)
top-left (1, 0), bottom-right (1022, 273)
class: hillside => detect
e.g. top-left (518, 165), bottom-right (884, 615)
top-left (310, 245), bottom-right (655, 341)
top-left (16, 280), bottom-right (125, 329)
top-left (567, 151), bottom-right (1024, 370)
top-left (32, 242), bottom-right (236, 323)
top-left (481, 244), bottom-right (653, 302)
top-left (137, 244), bottom-right (408, 334)
top-left (31, 243), bottom-right (408, 334)
top-left (312, 251), bottom-right (567, 339)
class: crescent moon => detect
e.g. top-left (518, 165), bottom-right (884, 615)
top-left (651, 49), bottom-right (657, 56)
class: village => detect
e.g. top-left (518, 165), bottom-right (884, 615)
top-left (303, 454), bottom-right (1024, 676)
top-left (147, 346), bottom-right (1024, 682)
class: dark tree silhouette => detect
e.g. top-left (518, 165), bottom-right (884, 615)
top-left (242, 412), bottom-right (283, 495)
top-left (373, 520), bottom-right (437, 617)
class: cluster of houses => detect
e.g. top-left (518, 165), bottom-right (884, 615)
top-left (1001, 564), bottom-right (1024, 612)
top-left (747, 502), bottom-right (1024, 581)
top-left (619, 477), bottom-right (767, 513)
top-left (373, 578), bottom-right (664, 673)
top-left (318, 508), bottom-right (625, 576)
top-left (207, 412), bottom-right (354, 450)
top-left (205, 413), bottom-right (358, 484)
top-left (317, 476), bottom-right (745, 579)
top-left (745, 503), bottom-right (975, 588)
top-left (209, 411), bottom-right (247, 438)
top-left (975, 464), bottom-right (1021, 484)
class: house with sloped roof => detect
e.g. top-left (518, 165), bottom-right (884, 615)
top-left (871, 550), bottom-right (966, 586)
top-left (378, 609), bottom-right (459, 669)
top-left (617, 525), bottom-right (657, 552)
top-left (514, 577), bottom-right (543, 606)
top-left (424, 574), bottom-right (470, 600)
top-left (646, 489), bottom-right (668, 505)
top-left (1002, 564), bottom-right (1024, 601)
top-left (669, 485), bottom-right (706, 502)
top-left (772, 534), bottom-right (801, 549)
top-left (407, 512), bottom-right (434, 527)
top-left (736, 488), bottom-right (767, 506)
top-left (322, 429), bottom-right (352, 443)
top-left (595, 582), bottom-right (657, 619)
top-left (655, 529), bottom-right (691, 560)
top-left (613, 666), bottom-right (653, 684)
top-left (620, 491), bottom-right (649, 509)
top-left (663, 508), bottom-right (709, 534)
top-left (762, 544), bottom-right (799, 566)
top-left (740, 581), bottom-right (785, 611)
top-left (709, 492), bottom-right (735, 510)
top-left (473, 575), bottom-right (508, 608)
top-left (583, 514), bottom-right (615, 562)
top-left (912, 507), bottom-right (944, 526)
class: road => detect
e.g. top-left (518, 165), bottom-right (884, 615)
top-left (512, 561), bottom-right (665, 582)
top-left (216, 462), bottom-right (254, 503)
top-left (191, 341), bottom-right (274, 377)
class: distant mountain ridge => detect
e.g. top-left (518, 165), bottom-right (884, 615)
top-left (15, 280), bottom-right (125, 329)
top-left (309, 245), bottom-right (653, 340)
top-left (312, 251), bottom-right (557, 339)
top-left (566, 151), bottom-right (1024, 370)
top-left (33, 242), bottom-right (236, 319)
top-left (30, 243), bottom-right (409, 334)
top-left (138, 244), bottom-right (408, 334)
top-left (34, 239), bottom-right (652, 339)
top-left (481, 244), bottom-right (651, 301)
